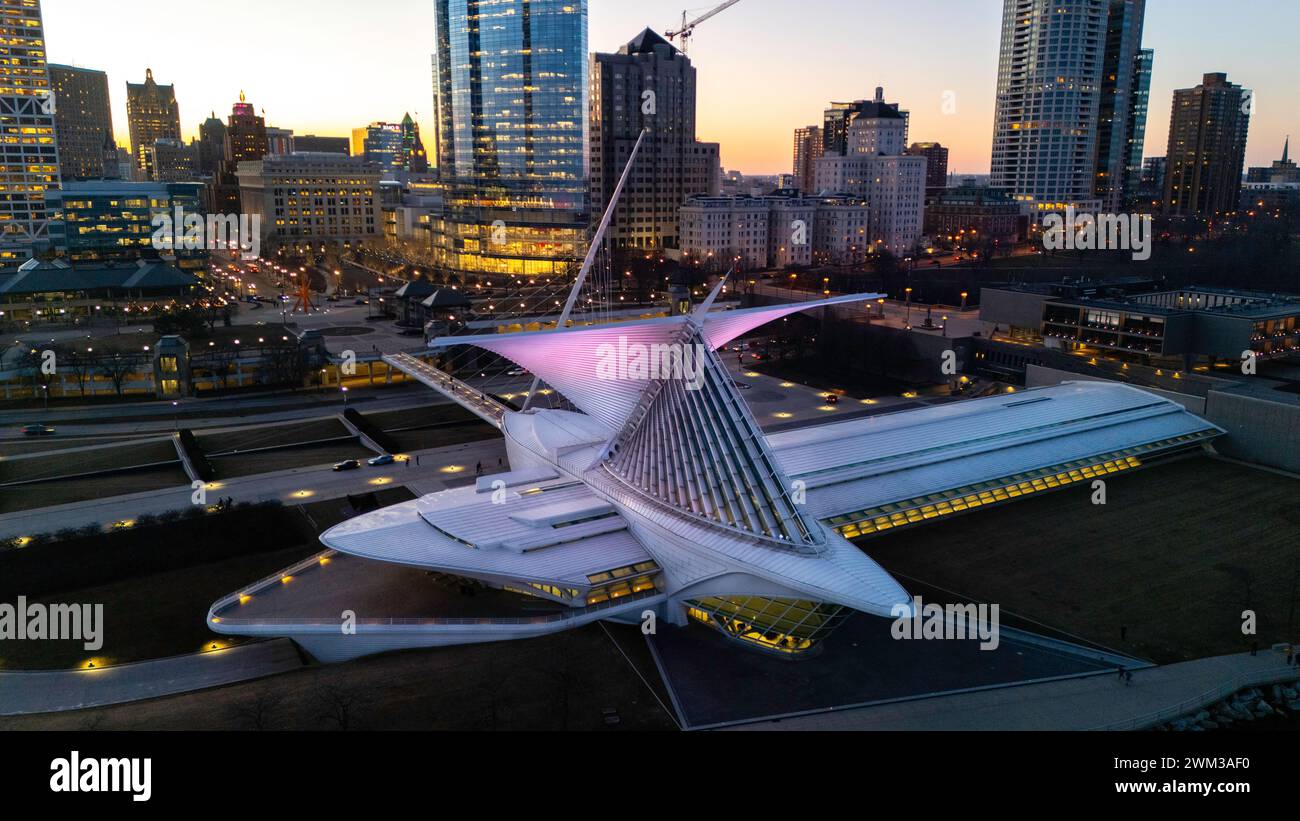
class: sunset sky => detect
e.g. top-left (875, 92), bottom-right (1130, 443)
top-left (43, 0), bottom-right (1296, 176)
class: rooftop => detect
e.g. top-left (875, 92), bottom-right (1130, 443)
top-left (0, 260), bottom-right (199, 296)
top-left (768, 381), bottom-right (1223, 521)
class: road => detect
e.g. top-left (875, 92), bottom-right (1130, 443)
top-left (0, 437), bottom-right (509, 541)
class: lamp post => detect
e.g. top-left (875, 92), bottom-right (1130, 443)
top-left (960, 291), bottom-right (969, 311)
top-left (905, 287), bottom-right (913, 327)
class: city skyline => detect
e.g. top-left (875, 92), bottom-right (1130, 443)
top-left (42, 0), bottom-right (1297, 176)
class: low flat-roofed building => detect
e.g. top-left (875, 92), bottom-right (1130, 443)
top-left (0, 257), bottom-right (200, 329)
top-left (925, 185), bottom-right (1028, 246)
top-left (982, 280), bottom-right (1300, 365)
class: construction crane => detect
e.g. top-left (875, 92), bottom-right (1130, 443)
top-left (666, 0), bottom-right (743, 54)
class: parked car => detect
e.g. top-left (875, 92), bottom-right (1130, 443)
top-left (506, 368), bottom-right (528, 377)
top-left (21, 424), bottom-right (55, 436)
top-left (332, 459), bottom-right (361, 472)
top-left (368, 454), bottom-right (395, 466)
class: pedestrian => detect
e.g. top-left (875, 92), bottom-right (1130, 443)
top-left (416, 455), bottom-right (421, 467)
top-left (1117, 667), bottom-right (1125, 682)
top-left (476, 461), bottom-right (482, 476)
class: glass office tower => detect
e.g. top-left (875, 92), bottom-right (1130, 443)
top-left (432, 0), bottom-right (589, 278)
top-left (0, 0), bottom-right (60, 263)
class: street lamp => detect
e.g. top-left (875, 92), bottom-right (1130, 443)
top-left (905, 287), bottom-right (913, 326)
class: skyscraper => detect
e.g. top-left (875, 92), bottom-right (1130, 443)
top-left (814, 88), bottom-right (926, 254)
top-left (991, 0), bottom-right (1109, 218)
top-left (49, 64), bottom-right (115, 180)
top-left (265, 127), bottom-right (294, 156)
top-left (590, 28), bottom-right (720, 253)
top-left (196, 113), bottom-right (227, 177)
top-left (822, 92), bottom-right (909, 158)
top-left (0, 0), bottom-right (60, 263)
top-left (126, 69), bottom-right (181, 178)
top-left (225, 93), bottom-right (268, 167)
top-left (296, 135), bottom-right (350, 155)
top-left (792, 126), bottom-right (823, 193)
top-left (400, 113), bottom-right (428, 172)
top-left (360, 121), bottom-right (404, 171)
top-left (1163, 72), bottom-right (1252, 217)
top-left (210, 92), bottom-right (269, 211)
top-left (906, 142), bottom-right (950, 193)
top-left (432, 0), bottom-right (588, 278)
top-left (1093, 0), bottom-right (1153, 211)
top-left (146, 138), bottom-right (198, 183)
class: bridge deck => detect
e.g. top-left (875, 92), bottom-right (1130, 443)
top-left (382, 353), bottom-right (507, 428)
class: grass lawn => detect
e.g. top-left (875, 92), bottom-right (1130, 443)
top-left (209, 441), bottom-right (374, 478)
top-left (865, 456), bottom-right (1300, 664)
top-left (366, 404), bottom-right (481, 431)
top-left (0, 623), bottom-right (677, 731)
top-left (197, 418), bottom-right (351, 455)
top-left (0, 434), bottom-right (158, 457)
top-left (387, 424), bottom-right (499, 453)
top-left (0, 465), bottom-right (191, 514)
top-left (0, 544), bottom-right (321, 671)
top-left (0, 440), bottom-right (178, 484)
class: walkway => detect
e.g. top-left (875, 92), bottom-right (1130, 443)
top-left (0, 638), bottom-right (305, 716)
top-left (0, 438), bottom-right (508, 540)
top-left (383, 353), bottom-right (508, 427)
top-left (726, 648), bottom-right (1299, 731)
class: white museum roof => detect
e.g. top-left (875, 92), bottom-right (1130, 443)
top-left (767, 381), bottom-right (1225, 520)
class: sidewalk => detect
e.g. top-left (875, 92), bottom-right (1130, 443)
top-left (0, 639), bottom-right (305, 716)
top-left (727, 649), bottom-right (1299, 731)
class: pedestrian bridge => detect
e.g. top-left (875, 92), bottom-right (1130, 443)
top-left (382, 353), bottom-right (508, 428)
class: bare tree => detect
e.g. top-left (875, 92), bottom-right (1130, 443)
top-left (314, 684), bottom-right (366, 731)
top-left (261, 344), bottom-right (304, 390)
top-left (59, 346), bottom-right (96, 397)
top-left (205, 348), bottom-right (239, 391)
top-left (232, 691), bottom-right (285, 730)
top-left (97, 353), bottom-right (136, 397)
